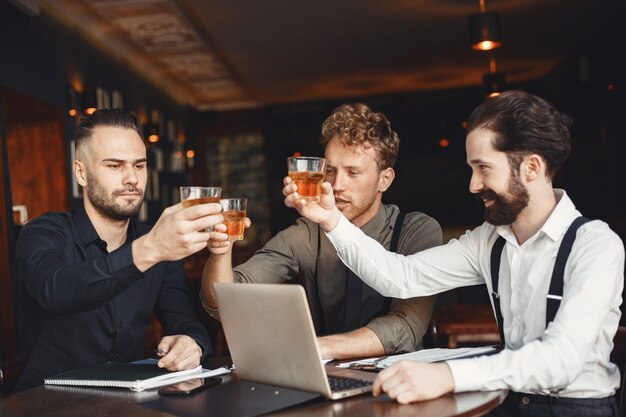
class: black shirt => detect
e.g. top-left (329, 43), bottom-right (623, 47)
top-left (13, 207), bottom-right (210, 392)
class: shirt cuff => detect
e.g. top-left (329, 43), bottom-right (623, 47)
top-left (109, 243), bottom-right (143, 279)
top-left (446, 358), bottom-right (484, 393)
top-left (200, 297), bottom-right (221, 321)
top-left (366, 322), bottom-right (405, 354)
top-left (325, 214), bottom-right (359, 249)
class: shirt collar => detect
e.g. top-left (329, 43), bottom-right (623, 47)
top-left (72, 205), bottom-right (138, 248)
top-left (538, 189), bottom-right (581, 241)
top-left (496, 189), bottom-right (581, 244)
top-left (73, 206), bottom-right (101, 247)
top-left (358, 204), bottom-right (388, 237)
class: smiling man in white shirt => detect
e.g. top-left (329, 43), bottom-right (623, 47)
top-left (283, 90), bottom-right (625, 416)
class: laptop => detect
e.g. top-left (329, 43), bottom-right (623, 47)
top-left (214, 283), bottom-right (376, 399)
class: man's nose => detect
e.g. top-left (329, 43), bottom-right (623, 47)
top-left (469, 173), bottom-right (483, 194)
top-left (122, 165), bottom-right (139, 184)
top-left (331, 172), bottom-right (346, 191)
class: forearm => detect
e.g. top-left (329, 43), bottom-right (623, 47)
top-left (200, 251), bottom-right (235, 309)
top-left (20, 244), bottom-right (142, 314)
top-left (326, 215), bottom-right (483, 299)
top-left (317, 327), bottom-right (385, 360)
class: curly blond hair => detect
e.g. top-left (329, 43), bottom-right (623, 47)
top-left (321, 103), bottom-right (399, 171)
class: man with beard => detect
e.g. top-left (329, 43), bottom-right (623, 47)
top-left (283, 91), bottom-right (624, 416)
top-left (13, 109), bottom-right (219, 392)
top-left (201, 103), bottom-right (442, 360)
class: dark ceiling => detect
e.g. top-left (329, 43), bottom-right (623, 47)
top-left (39, 0), bottom-right (606, 110)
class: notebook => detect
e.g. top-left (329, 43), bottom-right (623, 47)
top-left (214, 282), bottom-right (376, 400)
top-left (44, 362), bottom-right (229, 392)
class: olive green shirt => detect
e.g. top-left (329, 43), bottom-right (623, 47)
top-left (233, 204), bottom-right (442, 354)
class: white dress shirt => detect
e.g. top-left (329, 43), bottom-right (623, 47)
top-left (326, 190), bottom-right (625, 397)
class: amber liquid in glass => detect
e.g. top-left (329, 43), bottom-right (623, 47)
top-left (223, 210), bottom-right (246, 240)
top-left (288, 171), bottom-right (325, 201)
top-left (181, 196), bottom-right (220, 208)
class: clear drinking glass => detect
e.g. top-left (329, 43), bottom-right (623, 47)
top-left (286, 157), bottom-right (326, 202)
top-left (180, 186), bottom-right (222, 207)
top-left (219, 198), bottom-right (247, 241)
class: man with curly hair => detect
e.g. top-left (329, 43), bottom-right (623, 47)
top-left (201, 103), bottom-right (442, 360)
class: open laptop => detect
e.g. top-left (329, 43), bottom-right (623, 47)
top-left (214, 283), bottom-right (376, 399)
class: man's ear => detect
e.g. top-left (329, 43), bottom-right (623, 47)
top-left (378, 167), bottom-right (395, 192)
top-left (74, 160), bottom-right (87, 187)
top-left (522, 154), bottom-right (543, 182)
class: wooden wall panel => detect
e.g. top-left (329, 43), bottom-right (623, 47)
top-left (0, 119), bottom-right (19, 393)
top-left (5, 120), bottom-right (68, 221)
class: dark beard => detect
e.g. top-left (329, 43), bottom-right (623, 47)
top-left (475, 174), bottom-right (529, 226)
top-left (86, 172), bottom-right (144, 221)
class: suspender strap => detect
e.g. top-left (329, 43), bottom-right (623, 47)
top-left (490, 236), bottom-right (506, 346)
top-left (389, 212), bottom-right (406, 252)
top-left (489, 216), bottom-right (590, 346)
top-left (384, 211), bottom-right (406, 313)
top-left (343, 212), bottom-right (406, 332)
top-left (545, 216), bottom-right (590, 327)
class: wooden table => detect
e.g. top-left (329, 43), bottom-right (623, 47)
top-left (0, 380), bottom-right (506, 417)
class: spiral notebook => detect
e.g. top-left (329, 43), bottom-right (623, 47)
top-left (44, 361), bottom-right (229, 392)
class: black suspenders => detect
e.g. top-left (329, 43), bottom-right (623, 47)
top-left (490, 216), bottom-right (590, 346)
top-left (343, 212), bottom-right (406, 332)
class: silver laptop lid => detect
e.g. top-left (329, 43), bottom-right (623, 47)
top-left (214, 283), bottom-right (332, 397)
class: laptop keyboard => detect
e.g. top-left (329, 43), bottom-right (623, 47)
top-left (328, 376), bottom-right (373, 392)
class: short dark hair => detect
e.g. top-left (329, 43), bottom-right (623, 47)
top-left (75, 108), bottom-right (141, 152)
top-left (321, 103), bottom-right (400, 171)
top-left (467, 90), bottom-right (572, 178)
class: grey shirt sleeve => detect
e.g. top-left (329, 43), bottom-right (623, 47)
top-left (365, 213), bottom-right (443, 354)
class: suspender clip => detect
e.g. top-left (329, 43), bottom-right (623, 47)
top-left (546, 294), bottom-right (563, 301)
top-left (491, 291), bottom-right (500, 299)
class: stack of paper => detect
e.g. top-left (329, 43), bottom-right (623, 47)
top-left (337, 346), bottom-right (497, 369)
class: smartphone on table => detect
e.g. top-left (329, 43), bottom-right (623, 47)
top-left (158, 377), bottom-right (222, 396)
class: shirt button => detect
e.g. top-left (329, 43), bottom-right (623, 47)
top-left (521, 396), bottom-right (530, 405)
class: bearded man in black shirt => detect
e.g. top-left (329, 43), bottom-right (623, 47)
top-left (14, 109), bottom-right (218, 392)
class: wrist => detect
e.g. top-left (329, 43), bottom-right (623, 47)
top-left (320, 208), bottom-right (341, 232)
top-left (132, 234), bottom-right (160, 272)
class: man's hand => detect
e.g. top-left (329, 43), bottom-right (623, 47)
top-left (156, 335), bottom-right (202, 371)
top-left (282, 177), bottom-right (341, 232)
top-left (373, 361), bottom-right (455, 404)
top-left (132, 202), bottom-right (223, 271)
top-left (207, 218), bottom-right (252, 255)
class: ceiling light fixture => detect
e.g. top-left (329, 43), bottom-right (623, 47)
top-left (82, 86), bottom-right (98, 115)
top-left (468, 0), bottom-right (502, 51)
top-left (67, 87), bottom-right (79, 117)
top-left (483, 56), bottom-right (506, 98)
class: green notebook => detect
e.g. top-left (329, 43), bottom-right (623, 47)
top-left (44, 362), bottom-right (203, 392)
